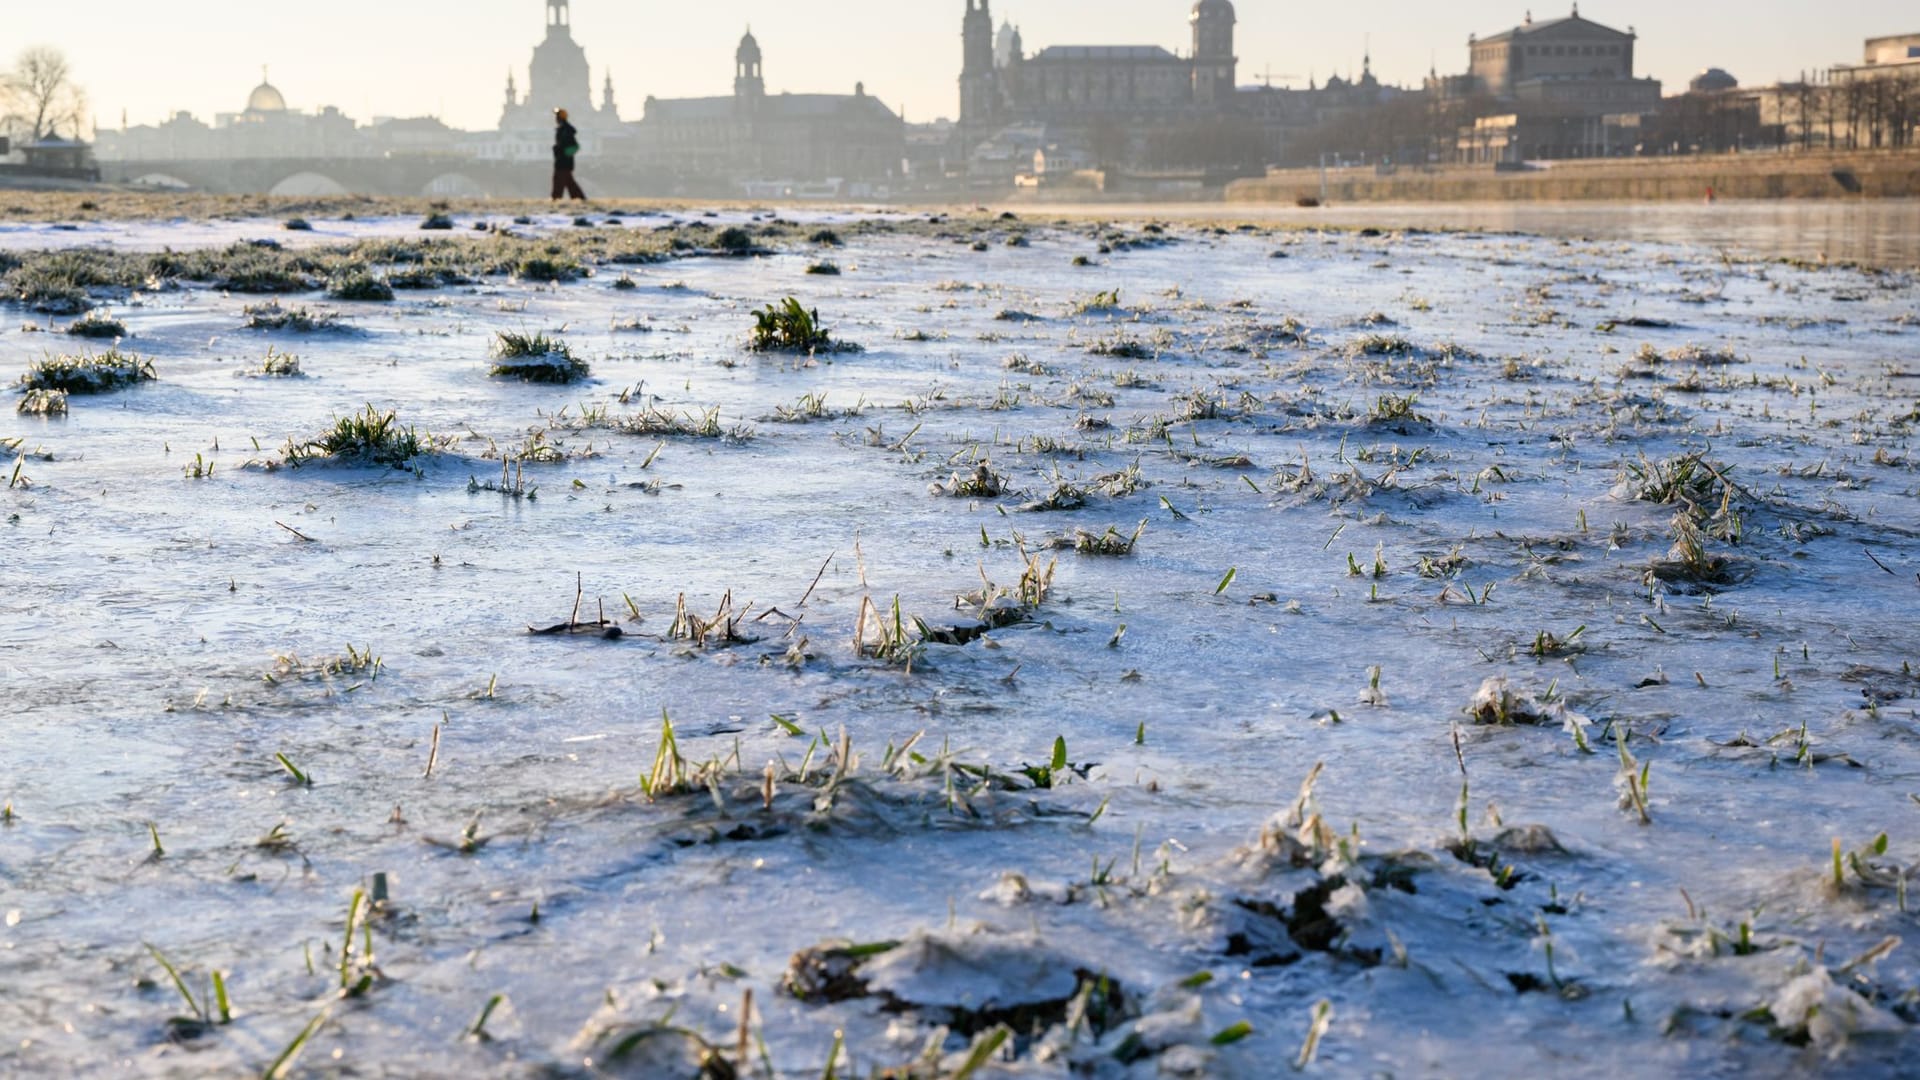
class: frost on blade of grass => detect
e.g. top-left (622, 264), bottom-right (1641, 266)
top-left (1464, 677), bottom-right (1593, 747)
top-left (281, 405), bottom-right (439, 469)
top-left (931, 462), bottom-right (1007, 499)
top-left (257, 347), bottom-right (302, 377)
top-left (490, 331), bottom-right (589, 384)
top-left (21, 349), bottom-right (155, 394)
top-left (17, 388), bottom-right (68, 416)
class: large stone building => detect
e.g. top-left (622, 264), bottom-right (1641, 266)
top-left (1448, 7), bottom-right (1662, 162)
top-left (488, 0), bottom-right (624, 162)
top-left (98, 74), bottom-right (403, 162)
top-left (632, 30), bottom-right (905, 188)
top-left (961, 0), bottom-right (1238, 136)
top-left (956, 0), bottom-right (1406, 179)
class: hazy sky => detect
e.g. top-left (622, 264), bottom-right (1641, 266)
top-left (9, 1), bottom-right (1911, 132)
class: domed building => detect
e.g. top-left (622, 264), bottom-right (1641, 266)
top-left (212, 70), bottom-right (359, 157)
top-left (1689, 68), bottom-right (1739, 94)
top-left (499, 0), bottom-right (620, 139)
top-left (244, 79), bottom-right (288, 117)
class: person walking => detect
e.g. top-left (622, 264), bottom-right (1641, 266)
top-left (551, 108), bottom-right (587, 201)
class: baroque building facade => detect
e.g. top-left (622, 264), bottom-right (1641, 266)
top-left (960, 0), bottom-right (1238, 135)
top-left (633, 30), bottom-right (905, 187)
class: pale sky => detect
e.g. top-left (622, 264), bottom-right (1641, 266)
top-left (8, 1), bottom-right (1911, 132)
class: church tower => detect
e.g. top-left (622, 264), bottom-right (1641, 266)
top-left (959, 0), bottom-right (999, 128)
top-left (1191, 0), bottom-right (1237, 107)
top-left (735, 29), bottom-right (765, 110)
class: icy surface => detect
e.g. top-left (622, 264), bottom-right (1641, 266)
top-left (3, 209), bottom-right (1919, 1076)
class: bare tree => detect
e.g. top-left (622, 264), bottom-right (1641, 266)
top-left (4, 47), bottom-right (88, 142)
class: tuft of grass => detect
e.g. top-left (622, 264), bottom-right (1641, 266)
top-left (749, 297), bottom-right (859, 353)
top-left (326, 272), bottom-right (395, 302)
top-left (17, 389), bottom-right (68, 416)
top-left (283, 405), bottom-right (434, 468)
top-left (22, 349), bottom-right (155, 394)
top-left (490, 331), bottom-right (589, 383)
top-left (1348, 334), bottom-right (1415, 357)
top-left (420, 213), bottom-right (455, 231)
top-left (64, 310), bottom-right (126, 339)
top-left (932, 462), bottom-right (1007, 499)
top-left (243, 302), bottom-right (342, 333)
top-left (284, 217), bottom-right (313, 231)
top-left (1068, 288), bottom-right (1125, 316)
top-left (1072, 520), bottom-right (1146, 556)
top-left (259, 347), bottom-right (302, 377)
top-left (805, 261), bottom-right (841, 276)
top-left (1367, 393), bottom-right (1427, 424)
top-left (516, 255), bottom-right (584, 282)
top-left (714, 226), bottom-right (758, 255)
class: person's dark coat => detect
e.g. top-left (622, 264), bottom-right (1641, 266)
top-left (554, 121), bottom-right (581, 170)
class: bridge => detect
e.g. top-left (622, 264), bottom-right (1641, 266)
top-left (98, 157), bottom-right (577, 198)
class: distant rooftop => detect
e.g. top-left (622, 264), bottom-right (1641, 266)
top-left (1030, 45), bottom-right (1181, 62)
top-left (1475, 13), bottom-right (1633, 45)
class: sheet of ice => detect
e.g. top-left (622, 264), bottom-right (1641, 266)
top-left (2, 209), bottom-right (1918, 1077)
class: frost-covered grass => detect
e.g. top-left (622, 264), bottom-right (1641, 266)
top-left (281, 405), bottom-right (436, 468)
top-left (489, 331), bottom-right (589, 384)
top-left (20, 348), bottom-right (155, 393)
top-left (6, 209), bottom-right (1920, 1079)
top-left (63, 310), bottom-right (126, 339)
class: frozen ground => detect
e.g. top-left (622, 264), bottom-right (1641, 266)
top-left (3, 208), bottom-right (1920, 1078)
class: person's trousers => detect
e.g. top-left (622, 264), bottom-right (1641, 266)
top-left (552, 168), bottom-right (586, 200)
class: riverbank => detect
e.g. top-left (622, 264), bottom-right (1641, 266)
top-left (1229, 150), bottom-right (1920, 204)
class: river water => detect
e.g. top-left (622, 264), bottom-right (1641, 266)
top-left (1012, 198), bottom-right (1920, 270)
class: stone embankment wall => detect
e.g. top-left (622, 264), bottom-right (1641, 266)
top-left (1227, 151), bottom-right (1920, 203)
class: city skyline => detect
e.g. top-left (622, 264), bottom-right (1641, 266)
top-left (10, 1), bottom-right (1915, 135)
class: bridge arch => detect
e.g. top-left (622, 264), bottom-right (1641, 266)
top-left (423, 173), bottom-right (489, 198)
top-left (128, 173), bottom-right (193, 190)
top-left (268, 172), bottom-right (349, 197)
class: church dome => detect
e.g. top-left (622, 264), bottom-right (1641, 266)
top-left (1191, 0), bottom-right (1235, 19)
top-left (1690, 68), bottom-right (1739, 94)
top-left (246, 81), bottom-right (287, 113)
top-left (737, 29), bottom-right (762, 63)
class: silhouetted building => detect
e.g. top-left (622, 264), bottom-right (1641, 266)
top-left (1690, 68), bottom-right (1739, 94)
top-left (500, 0), bottom-right (620, 130)
top-left (100, 74), bottom-right (370, 161)
top-left (634, 30), bottom-right (905, 188)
